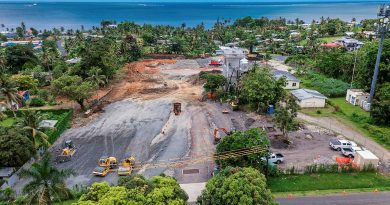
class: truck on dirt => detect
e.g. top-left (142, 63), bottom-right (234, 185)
top-left (341, 146), bottom-right (364, 158)
top-left (261, 153), bottom-right (284, 164)
top-left (173, 102), bottom-right (181, 115)
top-left (329, 138), bottom-right (357, 151)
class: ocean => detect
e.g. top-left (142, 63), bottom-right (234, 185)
top-left (0, 1), bottom-right (385, 30)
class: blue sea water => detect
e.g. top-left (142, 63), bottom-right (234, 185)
top-left (0, 1), bottom-right (384, 30)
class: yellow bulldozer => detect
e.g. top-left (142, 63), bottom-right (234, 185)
top-left (56, 140), bottom-right (76, 163)
top-left (93, 156), bottom-right (136, 177)
top-left (117, 156), bottom-right (136, 176)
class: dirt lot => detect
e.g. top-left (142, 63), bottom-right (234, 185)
top-left (11, 58), bottom-right (348, 192)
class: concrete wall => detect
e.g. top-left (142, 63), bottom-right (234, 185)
top-left (298, 98), bottom-right (326, 108)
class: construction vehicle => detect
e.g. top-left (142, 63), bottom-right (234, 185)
top-left (214, 128), bottom-right (231, 144)
top-left (56, 140), bottom-right (76, 163)
top-left (173, 102), bottom-right (181, 115)
top-left (98, 156), bottom-right (118, 169)
top-left (117, 156), bottom-right (136, 176)
top-left (93, 166), bottom-right (110, 177)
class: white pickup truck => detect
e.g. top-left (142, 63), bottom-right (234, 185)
top-left (329, 138), bottom-right (357, 151)
top-left (261, 153), bottom-right (284, 164)
top-left (341, 146), bottom-right (364, 158)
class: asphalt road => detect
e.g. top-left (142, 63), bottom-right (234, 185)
top-left (277, 192), bottom-right (390, 205)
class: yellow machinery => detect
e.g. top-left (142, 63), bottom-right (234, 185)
top-left (98, 156), bottom-right (118, 169)
top-left (93, 166), bottom-right (109, 177)
top-left (118, 156), bottom-right (136, 176)
top-left (57, 140), bottom-right (76, 163)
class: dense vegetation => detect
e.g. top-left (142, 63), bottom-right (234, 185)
top-left (198, 167), bottom-right (276, 205)
top-left (75, 174), bottom-right (188, 205)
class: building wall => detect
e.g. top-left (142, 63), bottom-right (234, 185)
top-left (284, 81), bottom-right (300, 90)
top-left (298, 98), bottom-right (326, 108)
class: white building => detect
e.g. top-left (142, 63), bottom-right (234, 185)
top-left (272, 70), bottom-right (300, 90)
top-left (335, 37), bottom-right (364, 51)
top-left (217, 46), bottom-right (248, 87)
top-left (291, 89), bottom-right (327, 108)
top-left (346, 89), bottom-right (369, 107)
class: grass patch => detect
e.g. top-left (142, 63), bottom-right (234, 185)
top-left (317, 36), bottom-right (343, 43)
top-left (0, 118), bottom-right (16, 127)
top-left (273, 187), bottom-right (390, 197)
top-left (268, 172), bottom-right (390, 193)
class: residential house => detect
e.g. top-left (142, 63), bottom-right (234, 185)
top-left (320, 42), bottom-right (342, 49)
top-left (345, 32), bottom-right (355, 37)
top-left (335, 37), bottom-right (364, 51)
top-left (291, 89), bottom-right (327, 108)
top-left (346, 89), bottom-right (369, 107)
top-left (272, 70), bottom-right (300, 89)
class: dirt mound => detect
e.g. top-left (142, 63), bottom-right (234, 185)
top-left (186, 74), bottom-right (206, 85)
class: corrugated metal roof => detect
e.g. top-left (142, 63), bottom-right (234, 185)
top-left (272, 70), bottom-right (300, 82)
top-left (291, 89), bottom-right (327, 100)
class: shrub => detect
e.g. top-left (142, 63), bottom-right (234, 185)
top-left (316, 110), bottom-right (322, 114)
top-left (37, 89), bottom-right (50, 101)
top-left (29, 97), bottom-right (46, 107)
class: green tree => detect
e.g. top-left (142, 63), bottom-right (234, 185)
top-left (5, 44), bottom-right (38, 73)
top-left (86, 67), bottom-right (106, 87)
top-left (0, 74), bottom-right (22, 115)
top-left (371, 83), bottom-right (390, 126)
top-left (78, 175), bottom-right (187, 205)
top-left (355, 40), bottom-right (390, 89)
top-left (18, 154), bottom-right (75, 205)
top-left (197, 167), bottom-right (276, 205)
top-left (216, 128), bottom-right (269, 168)
top-left (0, 127), bottom-right (35, 167)
top-left (52, 75), bottom-right (96, 109)
top-left (10, 75), bottom-right (38, 91)
top-left (239, 66), bottom-right (285, 112)
top-left (17, 110), bottom-right (50, 148)
top-left (274, 94), bottom-right (298, 138)
top-left (200, 73), bottom-right (226, 94)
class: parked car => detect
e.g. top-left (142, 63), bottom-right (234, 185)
top-left (329, 138), bottom-right (357, 151)
top-left (341, 146), bottom-right (364, 158)
top-left (261, 153), bottom-right (284, 164)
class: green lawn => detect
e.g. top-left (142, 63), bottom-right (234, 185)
top-left (268, 173), bottom-right (390, 193)
top-left (317, 36), bottom-right (343, 43)
top-left (0, 118), bottom-right (16, 127)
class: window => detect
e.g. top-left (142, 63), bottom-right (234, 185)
top-left (292, 83), bottom-right (297, 87)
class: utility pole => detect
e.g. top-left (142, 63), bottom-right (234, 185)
top-left (368, 4), bottom-right (390, 104)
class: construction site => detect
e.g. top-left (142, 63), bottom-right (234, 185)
top-left (9, 58), bottom-right (354, 191)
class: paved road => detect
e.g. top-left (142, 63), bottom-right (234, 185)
top-left (278, 192), bottom-right (390, 205)
top-left (297, 113), bottom-right (390, 162)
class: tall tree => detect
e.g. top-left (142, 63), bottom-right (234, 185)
top-left (0, 74), bottom-right (22, 115)
top-left (274, 94), bottom-right (298, 138)
top-left (197, 167), bottom-right (276, 205)
top-left (216, 128), bottom-right (269, 168)
top-left (0, 127), bottom-right (35, 167)
top-left (52, 75), bottom-right (95, 109)
top-left (239, 65), bottom-right (285, 112)
top-left (17, 110), bottom-right (50, 148)
top-left (18, 154), bottom-right (75, 205)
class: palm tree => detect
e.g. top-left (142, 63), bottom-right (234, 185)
top-left (17, 110), bottom-right (50, 148)
top-left (18, 154), bottom-right (75, 205)
top-left (86, 67), bottom-right (106, 87)
top-left (0, 75), bottom-right (22, 117)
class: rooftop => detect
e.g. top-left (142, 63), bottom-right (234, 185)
top-left (272, 70), bottom-right (300, 82)
top-left (291, 89), bottom-right (328, 100)
top-left (0, 167), bottom-right (15, 177)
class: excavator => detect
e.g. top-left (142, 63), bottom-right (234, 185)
top-left (117, 156), bottom-right (136, 176)
top-left (56, 140), bottom-right (76, 163)
top-left (213, 128), bottom-right (231, 144)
